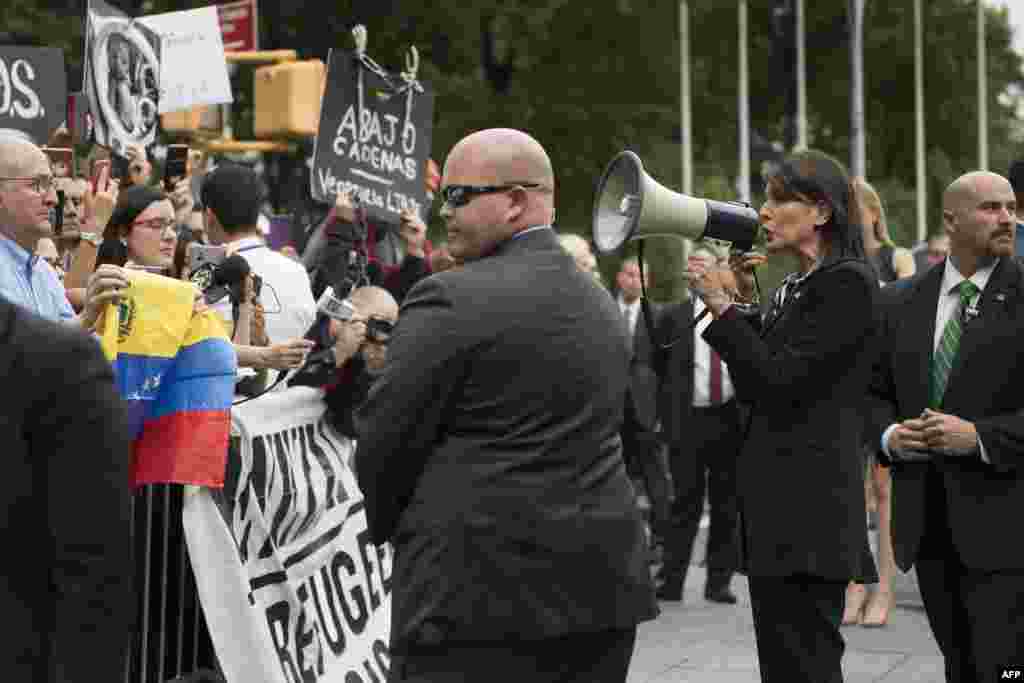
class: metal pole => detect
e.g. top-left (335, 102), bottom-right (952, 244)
top-left (915, 0), bottom-right (927, 243)
top-left (978, 0), bottom-right (988, 170)
top-left (738, 0), bottom-right (751, 203)
top-left (681, 1), bottom-right (693, 195)
top-left (849, 0), bottom-right (866, 178)
top-left (796, 0), bottom-right (807, 150)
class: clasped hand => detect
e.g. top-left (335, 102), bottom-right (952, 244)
top-left (889, 409), bottom-right (978, 457)
top-left (684, 252), bottom-right (765, 316)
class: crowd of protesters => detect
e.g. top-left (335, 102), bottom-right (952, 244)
top-left (6, 111), bottom-right (1024, 683)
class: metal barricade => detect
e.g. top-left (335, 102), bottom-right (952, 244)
top-left (125, 484), bottom-right (221, 683)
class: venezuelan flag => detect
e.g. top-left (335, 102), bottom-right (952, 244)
top-left (99, 272), bottom-right (237, 488)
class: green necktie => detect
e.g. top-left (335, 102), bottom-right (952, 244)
top-left (930, 280), bottom-right (980, 408)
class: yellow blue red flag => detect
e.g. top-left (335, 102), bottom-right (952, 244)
top-left (99, 271), bottom-right (237, 488)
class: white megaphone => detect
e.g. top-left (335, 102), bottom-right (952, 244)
top-left (592, 150), bottom-right (760, 255)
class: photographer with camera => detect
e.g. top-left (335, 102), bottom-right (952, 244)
top-left (198, 164), bottom-right (316, 381)
top-left (322, 285), bottom-right (398, 438)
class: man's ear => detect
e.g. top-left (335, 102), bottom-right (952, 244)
top-left (942, 209), bottom-right (957, 235)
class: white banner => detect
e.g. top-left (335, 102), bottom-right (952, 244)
top-left (183, 386), bottom-right (392, 683)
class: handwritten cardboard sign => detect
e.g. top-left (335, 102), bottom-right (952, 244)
top-left (311, 49), bottom-right (435, 224)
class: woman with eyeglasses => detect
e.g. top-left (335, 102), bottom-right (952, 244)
top-left (85, 186), bottom-right (302, 374)
top-left (685, 150), bottom-right (880, 683)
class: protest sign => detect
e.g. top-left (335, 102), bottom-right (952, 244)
top-left (184, 386), bottom-right (392, 683)
top-left (139, 6), bottom-right (233, 114)
top-left (83, 0), bottom-right (162, 156)
top-left (311, 48), bottom-right (435, 224)
top-left (0, 47), bottom-right (66, 145)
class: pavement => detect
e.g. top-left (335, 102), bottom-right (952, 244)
top-left (628, 520), bottom-right (943, 682)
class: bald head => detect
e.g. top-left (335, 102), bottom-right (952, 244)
top-left (0, 134), bottom-right (47, 178)
top-left (447, 128), bottom-right (554, 191)
top-left (350, 286), bottom-right (398, 322)
top-left (941, 170), bottom-right (1016, 271)
top-left (440, 128), bottom-right (557, 262)
top-left (944, 171), bottom-right (1009, 211)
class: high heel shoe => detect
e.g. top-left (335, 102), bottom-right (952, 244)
top-left (842, 584), bottom-right (867, 625)
top-left (861, 591), bottom-right (893, 628)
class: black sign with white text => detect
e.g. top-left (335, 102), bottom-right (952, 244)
top-left (0, 47), bottom-right (66, 145)
top-left (311, 49), bottom-right (434, 224)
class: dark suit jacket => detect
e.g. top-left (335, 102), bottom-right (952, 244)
top-left (611, 292), bottom-right (660, 431)
top-left (0, 297), bottom-right (133, 682)
top-left (702, 259), bottom-right (880, 580)
top-left (354, 228), bottom-right (657, 651)
top-left (653, 299), bottom-right (696, 448)
top-left (869, 256), bottom-right (1024, 572)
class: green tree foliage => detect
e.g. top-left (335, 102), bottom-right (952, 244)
top-left (2, 1), bottom-right (1021, 299)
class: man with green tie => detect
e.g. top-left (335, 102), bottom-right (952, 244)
top-left (870, 171), bottom-right (1024, 682)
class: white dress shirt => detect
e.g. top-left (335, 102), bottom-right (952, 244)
top-left (693, 298), bottom-right (734, 407)
top-left (212, 235), bottom-right (317, 345)
top-left (882, 258), bottom-right (995, 462)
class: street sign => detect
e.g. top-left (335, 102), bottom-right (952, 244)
top-left (217, 0), bottom-right (259, 52)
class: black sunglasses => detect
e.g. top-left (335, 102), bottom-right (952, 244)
top-left (365, 317), bottom-right (394, 344)
top-left (439, 183), bottom-right (544, 208)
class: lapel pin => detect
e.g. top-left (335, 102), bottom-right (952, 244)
top-left (995, 293), bottom-right (1007, 302)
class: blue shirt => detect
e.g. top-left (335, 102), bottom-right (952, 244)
top-left (1016, 222), bottom-right (1024, 259)
top-left (0, 234), bottom-right (75, 322)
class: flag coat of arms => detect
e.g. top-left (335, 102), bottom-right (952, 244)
top-left (99, 271), bottom-right (236, 487)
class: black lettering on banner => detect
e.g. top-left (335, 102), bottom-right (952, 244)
top-left (373, 639), bottom-right (391, 677)
top-left (376, 543), bottom-right (393, 596)
top-left (266, 600), bottom-right (303, 683)
top-left (271, 431), bottom-right (299, 547)
top-left (308, 564), bottom-right (347, 657)
top-left (362, 658), bottom-right (383, 683)
top-left (356, 526), bottom-right (381, 611)
top-left (293, 427), bottom-right (321, 541)
top-left (0, 47), bottom-right (65, 145)
top-left (294, 584), bottom-right (322, 680)
top-left (331, 549), bottom-right (369, 635)
top-left (311, 420), bottom-right (346, 510)
top-left (310, 49), bottom-right (435, 224)
top-left (344, 673), bottom-right (364, 683)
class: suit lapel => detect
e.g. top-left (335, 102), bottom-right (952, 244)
top-left (900, 263), bottom-right (944, 414)
top-left (943, 257), bottom-right (1021, 406)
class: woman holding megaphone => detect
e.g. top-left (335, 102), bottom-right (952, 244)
top-left (684, 150), bottom-right (880, 683)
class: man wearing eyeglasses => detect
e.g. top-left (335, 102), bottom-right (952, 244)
top-left (355, 128), bottom-right (657, 683)
top-left (0, 134), bottom-right (77, 322)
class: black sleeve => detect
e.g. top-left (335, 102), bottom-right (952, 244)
top-left (704, 266), bottom-right (877, 404)
top-left (32, 330), bottom-right (133, 682)
top-left (354, 276), bottom-right (467, 543)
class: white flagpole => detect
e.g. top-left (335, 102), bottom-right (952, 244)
top-left (681, 1), bottom-right (693, 195)
top-left (914, 0), bottom-right (927, 243)
top-left (738, 0), bottom-right (751, 203)
top-left (796, 0), bottom-right (807, 150)
top-left (978, 0), bottom-right (989, 170)
top-left (850, 0), bottom-right (866, 178)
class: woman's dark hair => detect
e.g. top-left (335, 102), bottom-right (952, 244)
top-left (764, 149), bottom-right (865, 264)
top-left (95, 185), bottom-right (168, 269)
